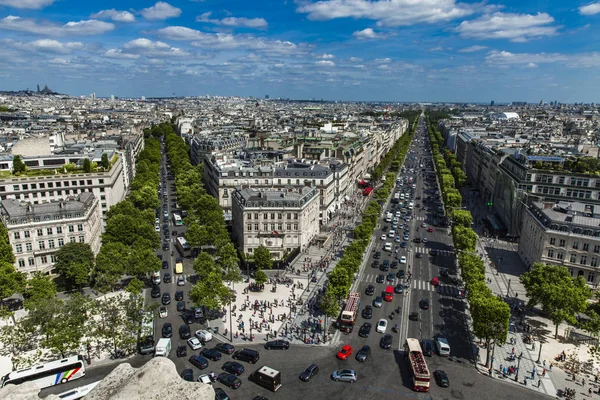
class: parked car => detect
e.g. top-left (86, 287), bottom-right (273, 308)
top-left (159, 306), bottom-right (168, 318)
top-left (222, 361), bottom-right (245, 376)
top-left (299, 364), bottom-right (319, 382)
top-left (434, 370), bottom-right (450, 387)
top-left (189, 355), bottom-right (209, 370)
top-left (188, 337), bottom-right (202, 350)
top-left (331, 369), bottom-right (357, 383)
top-left (355, 345), bottom-right (371, 362)
top-left (380, 334), bottom-right (393, 349)
top-left (200, 348), bottom-right (222, 361)
top-left (217, 373), bottom-right (241, 389)
top-left (162, 323), bottom-right (172, 338)
top-left (176, 345), bottom-right (187, 357)
top-left (265, 340), bottom-right (290, 350)
top-left (215, 343), bottom-right (235, 355)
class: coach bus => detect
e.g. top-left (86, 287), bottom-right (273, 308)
top-left (175, 236), bottom-right (191, 257)
top-left (1, 356), bottom-right (86, 389)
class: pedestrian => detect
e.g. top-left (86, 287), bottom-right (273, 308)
top-left (542, 368), bottom-right (546, 377)
top-left (549, 363), bottom-right (553, 371)
top-left (543, 360), bottom-right (546, 368)
top-left (583, 378), bottom-right (586, 386)
top-left (538, 379), bottom-right (541, 388)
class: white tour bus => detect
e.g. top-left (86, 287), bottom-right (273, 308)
top-left (1, 355), bottom-right (86, 389)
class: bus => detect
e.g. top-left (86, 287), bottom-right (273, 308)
top-left (175, 236), bottom-right (191, 257)
top-left (404, 338), bottom-right (430, 392)
top-left (1, 356), bottom-right (86, 389)
top-left (138, 312), bottom-right (155, 355)
top-left (338, 292), bottom-right (361, 333)
top-left (172, 213), bottom-right (183, 226)
top-left (56, 381), bottom-right (100, 400)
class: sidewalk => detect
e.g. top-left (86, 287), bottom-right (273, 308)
top-left (463, 187), bottom-right (600, 399)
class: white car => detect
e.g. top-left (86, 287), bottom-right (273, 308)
top-left (188, 337), bottom-right (203, 350)
top-left (159, 306), bottom-right (168, 318)
top-left (195, 329), bottom-right (213, 342)
top-left (177, 276), bottom-right (185, 286)
top-left (380, 234), bottom-right (387, 241)
top-left (155, 218), bottom-right (160, 225)
top-left (388, 230), bottom-right (396, 238)
top-left (422, 237), bottom-right (428, 243)
top-left (421, 223), bottom-right (427, 228)
top-left (197, 374), bottom-right (212, 384)
top-left (400, 256), bottom-right (407, 264)
top-left (155, 224), bottom-right (160, 232)
top-left (376, 319), bottom-right (388, 333)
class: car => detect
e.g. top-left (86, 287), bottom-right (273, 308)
top-left (179, 324), bottom-right (191, 339)
top-left (197, 374), bottom-right (212, 385)
top-left (176, 345), bottom-right (187, 357)
top-left (421, 223), bottom-right (427, 228)
top-left (416, 252), bottom-right (423, 258)
top-left (214, 388), bottom-right (230, 400)
top-left (394, 283), bottom-right (404, 293)
top-left (396, 269), bottom-right (405, 278)
top-left (440, 269), bottom-right (449, 277)
top-left (151, 285), bottom-right (161, 298)
top-left (380, 334), bottom-right (393, 349)
top-left (409, 312), bottom-right (419, 321)
top-left (381, 260), bottom-right (390, 271)
top-left (174, 290), bottom-right (184, 301)
top-left (414, 237), bottom-right (421, 243)
top-left (177, 276), bottom-right (185, 286)
top-left (421, 339), bottom-right (435, 357)
top-left (428, 227), bottom-right (434, 232)
top-left (371, 260), bottom-right (380, 269)
top-left (177, 301), bottom-right (185, 312)
top-left (331, 369), bottom-right (357, 383)
top-left (355, 345), bottom-right (371, 362)
top-left (376, 319), bottom-right (388, 333)
top-left (195, 329), bottom-right (213, 342)
top-left (188, 337), bottom-right (203, 350)
top-left (422, 237), bottom-right (428, 243)
top-left (420, 298), bottom-right (430, 310)
top-left (180, 369), bottom-right (194, 382)
top-left (299, 364), bottom-right (319, 382)
top-left (365, 285), bottom-right (375, 296)
top-left (400, 256), bottom-right (407, 264)
top-left (373, 251), bottom-right (381, 259)
top-left (162, 323), bottom-right (173, 338)
top-left (380, 234), bottom-right (386, 241)
top-left (386, 272), bottom-right (395, 282)
top-left (162, 243), bottom-right (169, 251)
top-left (189, 355), bottom-right (209, 370)
top-left (265, 340), bottom-right (290, 350)
top-left (391, 260), bottom-right (398, 269)
top-left (400, 241), bottom-right (407, 248)
top-left (215, 343), bottom-right (235, 355)
top-left (376, 274), bottom-right (385, 283)
top-left (403, 234), bottom-right (410, 241)
top-left (372, 296), bottom-right (383, 308)
top-left (431, 277), bottom-right (440, 286)
top-left (358, 322), bottom-right (372, 338)
top-left (336, 345), bottom-right (353, 360)
top-left (217, 373), bottom-right (241, 389)
top-left (200, 348), bottom-right (222, 361)
top-left (155, 225), bottom-right (160, 232)
top-left (159, 306), bottom-right (168, 318)
top-left (362, 305), bottom-right (373, 319)
top-left (388, 230), bottom-right (395, 238)
top-left (161, 292), bottom-right (171, 305)
top-left (162, 260), bottom-right (169, 269)
top-left (434, 370), bottom-right (450, 387)
top-left (394, 235), bottom-right (401, 243)
top-left (222, 361), bottom-right (245, 375)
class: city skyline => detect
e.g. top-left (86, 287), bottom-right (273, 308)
top-left (0, 0), bottom-right (599, 102)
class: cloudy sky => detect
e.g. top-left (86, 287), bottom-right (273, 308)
top-left (0, 0), bottom-right (599, 102)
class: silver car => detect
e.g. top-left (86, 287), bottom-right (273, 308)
top-left (332, 369), bottom-right (357, 383)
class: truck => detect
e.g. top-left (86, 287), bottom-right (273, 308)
top-left (249, 366), bottom-right (282, 392)
top-left (154, 338), bottom-right (171, 357)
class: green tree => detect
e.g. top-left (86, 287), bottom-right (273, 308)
top-left (90, 294), bottom-right (141, 357)
top-left (450, 209), bottom-right (473, 228)
top-left (217, 243), bottom-right (242, 283)
top-left (452, 225), bottom-right (477, 252)
top-left (83, 158), bottom-right (91, 173)
top-left (126, 245), bottom-right (161, 278)
top-left (254, 245), bottom-right (273, 270)
top-left (184, 222), bottom-right (210, 248)
top-left (42, 294), bottom-right (90, 358)
top-left (12, 155), bottom-right (26, 174)
top-left (94, 242), bottom-right (128, 292)
top-left (0, 223), bottom-right (15, 264)
top-left (189, 271), bottom-right (231, 310)
top-left (24, 272), bottom-right (57, 310)
top-left (125, 278), bottom-right (144, 295)
top-left (54, 243), bottom-right (95, 289)
top-left (253, 269), bottom-right (268, 286)
top-left (0, 261), bottom-right (25, 300)
top-left (520, 263), bottom-right (592, 338)
top-left (470, 294), bottom-right (510, 367)
top-left (326, 268), bottom-right (352, 302)
top-left (193, 252), bottom-right (218, 282)
top-left (101, 153), bottom-right (109, 170)
top-left (103, 214), bottom-right (159, 249)
top-left (320, 291), bottom-right (339, 342)
top-left (129, 185), bottom-right (160, 211)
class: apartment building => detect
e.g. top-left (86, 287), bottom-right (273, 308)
top-left (0, 192), bottom-right (102, 276)
top-left (190, 135), bottom-right (247, 166)
top-left (519, 201), bottom-right (600, 286)
top-left (231, 187), bottom-right (320, 259)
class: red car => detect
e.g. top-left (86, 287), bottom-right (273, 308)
top-left (431, 277), bottom-right (440, 286)
top-left (428, 227), bottom-right (434, 232)
top-left (337, 345), bottom-right (353, 360)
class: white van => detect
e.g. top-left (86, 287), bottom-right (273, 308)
top-left (436, 337), bottom-right (451, 356)
top-left (152, 271), bottom-right (161, 285)
top-left (384, 242), bottom-right (392, 252)
top-left (408, 202), bottom-right (414, 210)
top-left (385, 212), bottom-right (393, 222)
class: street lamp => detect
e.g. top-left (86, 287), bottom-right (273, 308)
top-left (515, 354), bottom-right (522, 382)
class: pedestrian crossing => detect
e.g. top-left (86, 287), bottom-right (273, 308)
top-left (361, 275), bottom-right (459, 295)
top-left (410, 247), bottom-right (454, 256)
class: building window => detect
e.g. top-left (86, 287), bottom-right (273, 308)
top-left (18, 259), bottom-right (25, 268)
top-left (68, 225), bottom-right (74, 232)
top-left (294, 213), bottom-right (299, 220)
top-left (56, 227), bottom-right (62, 234)
top-left (271, 224), bottom-right (275, 231)
top-left (28, 257), bottom-right (35, 266)
top-left (263, 223), bottom-right (268, 231)
top-left (584, 243), bottom-right (590, 251)
top-left (547, 249), bottom-right (554, 258)
top-left (48, 239), bottom-right (55, 249)
top-left (570, 253), bottom-right (578, 263)
top-left (69, 237), bottom-right (76, 243)
top-left (588, 272), bottom-right (595, 283)
top-left (278, 213), bottom-right (282, 220)
top-left (46, 228), bottom-right (53, 235)
top-left (557, 252), bottom-right (564, 260)
top-left (77, 224), bottom-right (83, 231)
top-left (573, 241), bottom-right (579, 250)
top-left (37, 229), bottom-right (43, 236)
top-left (592, 257), bottom-right (598, 267)
top-left (13, 232), bottom-right (20, 240)
top-left (278, 224), bottom-right (283, 231)
top-left (271, 213), bottom-right (275, 220)
top-left (581, 255), bottom-right (587, 265)
top-left (254, 213), bottom-right (259, 220)
top-left (294, 224), bottom-right (299, 230)
top-left (287, 213), bottom-right (291, 220)
top-left (58, 238), bottom-right (64, 247)
top-left (549, 238), bottom-right (556, 245)
top-left (51, 255), bottom-right (57, 263)
top-left (25, 243), bottom-right (32, 251)
top-left (78, 236), bottom-right (84, 243)
top-left (248, 214), bottom-right (252, 220)
top-left (247, 224), bottom-right (252, 231)
top-left (263, 213), bottom-right (268, 220)
top-left (559, 239), bottom-right (566, 247)
top-left (23, 230), bottom-right (30, 238)
top-left (38, 241), bottom-right (45, 250)
top-left (41, 256), bottom-right (48, 264)
top-left (15, 244), bottom-right (22, 253)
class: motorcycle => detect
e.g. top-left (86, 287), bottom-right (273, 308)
top-left (392, 324), bottom-right (399, 333)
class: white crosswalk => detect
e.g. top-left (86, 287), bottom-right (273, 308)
top-left (362, 274), bottom-right (458, 295)
top-left (410, 247), bottom-right (454, 256)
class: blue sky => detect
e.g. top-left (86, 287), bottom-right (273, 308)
top-left (0, 0), bottom-right (599, 102)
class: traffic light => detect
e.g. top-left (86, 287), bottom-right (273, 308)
top-left (487, 201), bottom-right (493, 206)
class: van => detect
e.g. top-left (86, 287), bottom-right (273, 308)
top-left (233, 348), bottom-right (260, 364)
top-left (384, 242), bottom-right (392, 252)
top-left (249, 366), bottom-right (282, 392)
top-left (385, 212), bottom-right (393, 222)
top-left (151, 271), bottom-right (160, 285)
top-left (384, 285), bottom-right (394, 302)
top-left (436, 337), bottom-right (451, 356)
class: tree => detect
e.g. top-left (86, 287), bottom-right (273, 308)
top-left (254, 245), bottom-right (273, 270)
top-left (0, 223), bottom-right (15, 264)
top-left (90, 294), bottom-right (141, 357)
top-left (54, 243), bottom-right (95, 289)
top-left (126, 244), bottom-right (161, 278)
top-left (320, 291), bottom-right (339, 342)
top-left (101, 153), bottom-right (109, 170)
top-left (42, 294), bottom-right (90, 358)
top-left (193, 252), bottom-right (218, 282)
top-left (0, 261), bottom-right (25, 300)
top-left (83, 158), bottom-right (91, 173)
top-left (450, 209), bottom-right (473, 228)
top-left (326, 268), bottom-right (352, 302)
top-left (12, 155), bottom-right (26, 174)
top-left (470, 294), bottom-right (510, 367)
top-left (129, 185), bottom-right (160, 211)
top-left (94, 242), bottom-right (128, 292)
top-left (520, 263), bottom-right (591, 338)
top-left (189, 271), bottom-right (231, 310)
top-left (24, 272), bottom-right (57, 310)
top-left (125, 278), bottom-right (144, 295)
top-left (217, 243), bottom-right (242, 283)
top-left (253, 269), bottom-right (268, 286)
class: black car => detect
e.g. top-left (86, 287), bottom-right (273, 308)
top-left (265, 340), bottom-right (290, 350)
top-left (416, 252), bottom-right (423, 259)
top-left (200, 348), bottom-right (222, 361)
top-left (177, 301), bottom-right (186, 312)
top-left (371, 260), bottom-right (380, 268)
top-left (151, 285), bottom-right (161, 298)
top-left (222, 361), bottom-right (245, 375)
top-left (358, 323), bottom-right (372, 338)
top-left (376, 274), bottom-right (385, 283)
top-left (400, 241), bottom-right (407, 248)
top-left (380, 334), bottom-right (393, 349)
top-left (163, 273), bottom-right (171, 283)
top-left (434, 370), bottom-right (450, 387)
top-left (175, 290), bottom-right (184, 301)
top-left (162, 292), bottom-right (171, 305)
top-left (394, 283), bottom-right (404, 293)
top-left (176, 345), bottom-right (187, 357)
top-left (380, 260), bottom-right (389, 271)
top-left (373, 251), bottom-right (381, 259)
top-left (215, 343), bottom-right (235, 355)
top-left (386, 273), bottom-right (395, 282)
top-left (440, 268), bottom-right (449, 277)
top-left (365, 285), bottom-right (375, 296)
top-left (162, 243), bottom-right (169, 251)
top-left (179, 324), bottom-right (191, 339)
top-left (214, 388), bottom-right (230, 400)
top-left (396, 270), bottom-right (405, 279)
top-left (162, 261), bottom-right (169, 269)
top-left (355, 345), bottom-right (371, 362)
top-left (299, 364), bottom-right (319, 382)
top-left (420, 298), bottom-right (430, 310)
top-left (390, 261), bottom-right (398, 269)
top-left (189, 355), bottom-right (209, 370)
top-left (162, 323), bottom-right (172, 338)
top-left (421, 339), bottom-right (434, 357)
top-left (217, 373), bottom-right (241, 389)
top-left (362, 305), bottom-right (373, 319)
top-left (180, 369), bottom-right (194, 382)
top-left (409, 312), bottom-right (419, 321)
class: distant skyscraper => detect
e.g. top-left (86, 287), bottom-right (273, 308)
top-left (490, 100), bottom-right (495, 106)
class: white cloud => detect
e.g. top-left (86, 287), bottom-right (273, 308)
top-left (0, 0), bottom-right (54, 9)
top-left (458, 45), bottom-right (487, 52)
top-left (485, 50), bottom-right (600, 68)
top-left (315, 60), bottom-right (335, 66)
top-left (298, 0), bottom-right (481, 27)
top-left (30, 39), bottom-right (84, 53)
top-left (196, 12), bottom-right (268, 29)
top-left (348, 57), bottom-right (362, 62)
top-left (428, 46), bottom-right (444, 52)
top-left (352, 28), bottom-right (388, 40)
top-left (374, 57), bottom-right (391, 63)
top-left (91, 9), bottom-right (135, 23)
top-left (105, 38), bottom-right (189, 59)
top-left (104, 49), bottom-right (141, 59)
top-left (141, 2), bottom-right (181, 20)
top-left (0, 16), bottom-right (115, 36)
top-left (456, 12), bottom-right (558, 42)
top-left (579, 3), bottom-right (600, 15)
top-left (318, 53), bottom-right (335, 59)
top-left (48, 57), bottom-right (70, 64)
